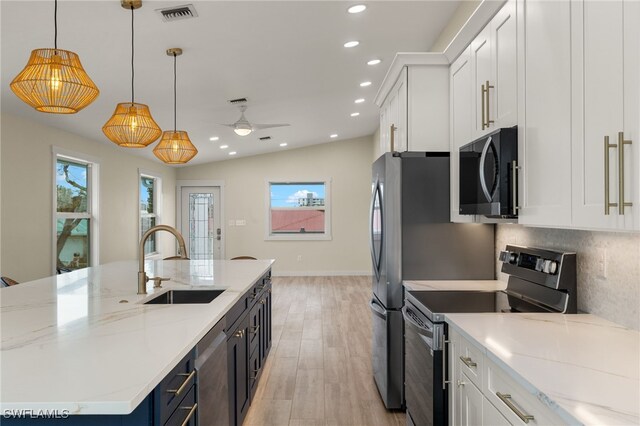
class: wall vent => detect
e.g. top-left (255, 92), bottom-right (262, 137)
top-left (228, 98), bottom-right (248, 104)
top-left (156, 4), bottom-right (198, 22)
top-left (259, 136), bottom-right (271, 141)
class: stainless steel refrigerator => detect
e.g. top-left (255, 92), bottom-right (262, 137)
top-left (369, 152), bottom-right (495, 409)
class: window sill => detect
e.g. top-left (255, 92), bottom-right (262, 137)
top-left (265, 233), bottom-right (332, 241)
top-left (144, 252), bottom-right (162, 260)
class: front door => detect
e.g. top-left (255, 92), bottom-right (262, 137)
top-left (180, 187), bottom-right (222, 260)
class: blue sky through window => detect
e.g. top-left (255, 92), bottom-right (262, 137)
top-left (270, 183), bottom-right (325, 208)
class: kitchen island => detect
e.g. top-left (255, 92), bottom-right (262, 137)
top-left (0, 259), bottom-right (273, 423)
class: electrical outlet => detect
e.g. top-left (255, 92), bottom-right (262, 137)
top-left (297, 255), bottom-right (302, 262)
top-left (595, 248), bottom-right (607, 278)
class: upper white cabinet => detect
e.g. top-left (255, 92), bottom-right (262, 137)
top-left (471, 0), bottom-right (517, 139)
top-left (516, 0), bottom-right (573, 227)
top-left (376, 54), bottom-right (450, 154)
top-left (571, 0), bottom-right (640, 231)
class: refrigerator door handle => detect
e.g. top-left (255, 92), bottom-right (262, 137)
top-left (369, 298), bottom-right (387, 320)
top-left (369, 179), bottom-right (383, 281)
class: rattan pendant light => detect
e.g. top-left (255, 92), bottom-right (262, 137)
top-left (9, 0), bottom-right (99, 114)
top-left (153, 49), bottom-right (198, 164)
top-left (102, 0), bottom-right (161, 148)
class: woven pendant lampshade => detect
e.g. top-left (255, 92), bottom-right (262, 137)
top-left (9, 0), bottom-right (99, 114)
top-left (102, 0), bottom-right (161, 147)
top-left (102, 102), bottom-right (162, 147)
top-left (153, 48), bottom-right (197, 164)
top-left (153, 131), bottom-right (198, 164)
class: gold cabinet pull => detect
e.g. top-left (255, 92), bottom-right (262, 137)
top-left (390, 124), bottom-right (397, 152)
top-left (618, 131), bottom-right (633, 214)
top-left (481, 83), bottom-right (487, 130)
top-left (485, 80), bottom-right (495, 128)
top-left (605, 135), bottom-right (618, 215)
top-left (496, 392), bottom-right (535, 423)
top-left (179, 403), bottom-right (198, 426)
top-left (167, 370), bottom-right (196, 396)
top-left (233, 329), bottom-right (245, 339)
top-left (250, 325), bottom-right (260, 334)
top-left (459, 356), bottom-right (477, 368)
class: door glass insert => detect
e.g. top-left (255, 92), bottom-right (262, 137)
top-left (188, 193), bottom-right (214, 260)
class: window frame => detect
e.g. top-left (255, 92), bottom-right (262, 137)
top-left (138, 169), bottom-right (163, 258)
top-left (265, 179), bottom-right (332, 241)
top-left (52, 147), bottom-right (100, 274)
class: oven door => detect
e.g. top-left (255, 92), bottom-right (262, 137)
top-left (403, 304), bottom-right (446, 426)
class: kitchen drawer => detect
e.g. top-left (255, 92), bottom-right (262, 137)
top-left (164, 385), bottom-right (197, 426)
top-left (249, 348), bottom-right (261, 400)
top-left (483, 397), bottom-right (511, 425)
top-left (485, 357), bottom-right (566, 425)
top-left (457, 333), bottom-right (484, 389)
top-left (249, 302), bottom-right (261, 357)
top-left (155, 350), bottom-right (196, 425)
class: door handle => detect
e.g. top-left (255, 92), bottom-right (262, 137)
top-left (618, 131), bottom-right (633, 215)
top-left (479, 136), bottom-right (494, 202)
top-left (390, 124), bottom-right (397, 152)
top-left (485, 80), bottom-right (495, 128)
top-left (481, 83), bottom-right (487, 130)
top-left (370, 299), bottom-right (387, 320)
top-left (604, 135), bottom-right (618, 215)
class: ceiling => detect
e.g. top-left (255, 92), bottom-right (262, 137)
top-left (0, 1), bottom-right (460, 166)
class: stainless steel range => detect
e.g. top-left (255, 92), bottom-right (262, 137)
top-left (403, 245), bottom-right (577, 426)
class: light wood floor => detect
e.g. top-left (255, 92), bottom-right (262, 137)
top-left (245, 276), bottom-right (406, 426)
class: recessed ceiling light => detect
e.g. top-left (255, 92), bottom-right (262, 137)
top-left (229, 151), bottom-right (237, 156)
top-left (344, 41), bottom-right (360, 48)
top-left (330, 134), bottom-right (338, 138)
top-left (347, 4), bottom-right (367, 14)
top-left (219, 144), bottom-right (229, 149)
top-left (367, 59), bottom-right (381, 66)
top-left (355, 98), bottom-right (365, 104)
top-left (351, 112), bottom-right (360, 117)
top-left (360, 81), bottom-right (372, 87)
top-left (209, 136), bottom-right (219, 141)
top-left (279, 143), bottom-right (288, 147)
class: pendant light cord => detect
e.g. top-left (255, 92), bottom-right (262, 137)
top-left (173, 53), bottom-right (177, 132)
top-left (131, 5), bottom-right (135, 104)
top-left (54, 0), bottom-right (58, 50)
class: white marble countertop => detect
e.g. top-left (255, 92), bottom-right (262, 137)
top-left (0, 259), bottom-right (273, 415)
top-left (403, 279), bottom-right (506, 292)
top-left (446, 313), bottom-right (640, 425)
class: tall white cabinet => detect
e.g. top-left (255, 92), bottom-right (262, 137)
top-left (571, 0), bottom-right (640, 231)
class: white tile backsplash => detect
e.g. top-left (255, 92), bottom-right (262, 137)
top-left (496, 225), bottom-right (640, 330)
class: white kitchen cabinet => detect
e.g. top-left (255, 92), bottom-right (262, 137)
top-left (450, 47), bottom-right (477, 223)
top-left (571, 0), bottom-right (640, 231)
top-left (516, 0), bottom-right (573, 227)
top-left (458, 371), bottom-right (484, 426)
top-left (471, 0), bottom-right (517, 139)
top-left (377, 58), bottom-right (449, 153)
top-left (482, 397), bottom-right (511, 426)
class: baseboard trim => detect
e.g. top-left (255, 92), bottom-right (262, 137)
top-left (272, 270), bottom-right (371, 277)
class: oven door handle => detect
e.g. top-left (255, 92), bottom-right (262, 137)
top-left (402, 306), bottom-right (433, 340)
top-left (479, 136), bottom-right (494, 202)
top-left (369, 298), bottom-right (387, 320)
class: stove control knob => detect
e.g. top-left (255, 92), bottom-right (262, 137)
top-left (498, 251), bottom-right (518, 264)
top-left (542, 260), bottom-right (558, 274)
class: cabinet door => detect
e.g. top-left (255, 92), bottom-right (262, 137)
top-left (482, 398), bottom-right (511, 426)
top-left (458, 372), bottom-right (483, 426)
top-left (517, 0), bottom-right (572, 227)
top-left (450, 47), bottom-right (477, 223)
top-left (227, 315), bottom-right (250, 426)
top-left (388, 67), bottom-right (408, 152)
top-left (471, 25), bottom-right (493, 139)
top-left (379, 104), bottom-right (390, 154)
top-left (491, 0), bottom-right (517, 129)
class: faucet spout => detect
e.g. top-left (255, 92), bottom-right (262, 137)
top-left (138, 225), bottom-right (188, 295)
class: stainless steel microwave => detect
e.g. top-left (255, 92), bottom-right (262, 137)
top-left (459, 127), bottom-right (518, 218)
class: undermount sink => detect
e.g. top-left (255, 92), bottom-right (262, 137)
top-left (144, 290), bottom-right (225, 305)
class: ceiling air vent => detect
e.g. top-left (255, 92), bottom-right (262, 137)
top-left (228, 98), bottom-right (248, 105)
top-left (259, 136), bottom-right (272, 141)
top-left (156, 4), bottom-right (198, 23)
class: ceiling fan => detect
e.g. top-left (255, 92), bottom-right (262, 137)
top-left (219, 103), bottom-right (290, 136)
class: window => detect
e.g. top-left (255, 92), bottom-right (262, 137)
top-left (53, 149), bottom-right (99, 272)
top-left (266, 181), bottom-right (331, 240)
top-left (139, 171), bottom-right (162, 256)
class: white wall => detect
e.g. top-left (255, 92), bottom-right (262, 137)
top-left (0, 112), bottom-right (177, 282)
top-left (176, 136), bottom-right (374, 276)
top-left (496, 225), bottom-right (640, 330)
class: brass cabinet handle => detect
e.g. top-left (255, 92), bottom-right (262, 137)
top-left (234, 329), bottom-right (245, 339)
top-left (259, 299), bottom-right (266, 305)
top-left (457, 380), bottom-right (466, 387)
top-left (485, 80), bottom-right (495, 128)
top-left (605, 135), bottom-right (619, 215)
top-left (250, 325), bottom-right (260, 334)
top-left (390, 124), bottom-right (397, 152)
top-left (481, 83), bottom-right (487, 130)
top-left (249, 369), bottom-right (260, 381)
top-left (496, 392), bottom-right (535, 423)
top-left (459, 356), bottom-right (477, 368)
top-left (167, 370), bottom-right (196, 396)
top-left (179, 403), bottom-right (198, 426)
top-left (618, 131), bottom-right (633, 215)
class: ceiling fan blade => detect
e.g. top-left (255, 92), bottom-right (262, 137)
top-left (251, 123), bottom-right (291, 130)
top-left (216, 124), bottom-right (238, 128)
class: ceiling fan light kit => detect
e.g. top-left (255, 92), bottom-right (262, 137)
top-left (10, 0), bottom-right (99, 113)
top-left (103, 0), bottom-right (162, 147)
top-left (153, 48), bottom-right (198, 164)
top-left (220, 103), bottom-right (290, 136)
